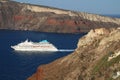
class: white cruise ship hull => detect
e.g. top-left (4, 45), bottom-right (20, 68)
top-left (11, 46), bottom-right (58, 52)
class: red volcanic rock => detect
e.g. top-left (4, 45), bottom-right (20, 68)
top-left (14, 15), bottom-right (25, 21)
top-left (46, 18), bottom-right (76, 27)
top-left (28, 68), bottom-right (44, 80)
top-left (64, 20), bottom-right (76, 27)
top-left (36, 68), bottom-right (44, 80)
top-left (46, 18), bottom-right (59, 25)
top-left (14, 15), bottom-right (33, 21)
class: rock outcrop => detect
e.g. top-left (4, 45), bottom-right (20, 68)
top-left (28, 28), bottom-right (120, 80)
top-left (0, 0), bottom-right (120, 33)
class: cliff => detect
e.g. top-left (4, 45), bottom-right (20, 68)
top-left (28, 28), bottom-right (120, 80)
top-left (0, 0), bottom-right (120, 33)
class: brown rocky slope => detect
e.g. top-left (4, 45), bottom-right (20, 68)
top-left (28, 28), bottom-right (120, 80)
top-left (0, 0), bottom-right (120, 33)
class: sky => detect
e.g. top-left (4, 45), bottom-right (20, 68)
top-left (14, 0), bottom-right (120, 15)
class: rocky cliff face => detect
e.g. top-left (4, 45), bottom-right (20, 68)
top-left (28, 28), bottom-right (120, 80)
top-left (0, 0), bottom-right (120, 33)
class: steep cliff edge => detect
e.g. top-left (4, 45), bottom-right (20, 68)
top-left (28, 28), bottom-right (120, 80)
top-left (0, 0), bottom-right (120, 33)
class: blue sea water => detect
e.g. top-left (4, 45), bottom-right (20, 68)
top-left (0, 30), bottom-right (85, 80)
top-left (102, 15), bottom-right (120, 18)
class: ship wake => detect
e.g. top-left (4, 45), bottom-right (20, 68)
top-left (58, 49), bottom-right (74, 52)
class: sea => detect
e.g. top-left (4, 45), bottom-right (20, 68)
top-left (0, 30), bottom-right (85, 80)
top-left (102, 15), bottom-right (120, 18)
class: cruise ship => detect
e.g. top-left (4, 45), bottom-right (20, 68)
top-left (11, 40), bottom-right (58, 51)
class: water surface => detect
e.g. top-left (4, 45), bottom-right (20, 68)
top-left (0, 30), bottom-right (85, 80)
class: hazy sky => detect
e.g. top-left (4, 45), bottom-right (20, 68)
top-left (14, 0), bottom-right (120, 15)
